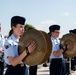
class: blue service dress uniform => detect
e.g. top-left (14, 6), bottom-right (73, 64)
top-left (50, 36), bottom-right (66, 75)
top-left (4, 34), bottom-right (26, 75)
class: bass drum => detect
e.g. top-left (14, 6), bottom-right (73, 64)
top-left (18, 29), bottom-right (52, 66)
top-left (60, 33), bottom-right (76, 58)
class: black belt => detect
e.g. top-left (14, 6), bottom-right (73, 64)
top-left (7, 63), bottom-right (25, 67)
top-left (51, 58), bottom-right (63, 61)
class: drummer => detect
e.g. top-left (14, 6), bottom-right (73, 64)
top-left (4, 16), bottom-right (36, 75)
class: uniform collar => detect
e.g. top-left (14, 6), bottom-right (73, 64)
top-left (51, 36), bottom-right (59, 41)
top-left (11, 34), bottom-right (19, 44)
top-left (51, 36), bottom-right (56, 40)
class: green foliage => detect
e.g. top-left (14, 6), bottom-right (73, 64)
top-left (24, 24), bottom-right (35, 31)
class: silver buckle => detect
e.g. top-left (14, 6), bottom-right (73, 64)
top-left (20, 63), bottom-right (24, 67)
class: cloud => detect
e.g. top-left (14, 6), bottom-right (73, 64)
top-left (41, 20), bottom-right (57, 25)
top-left (63, 12), bottom-right (70, 16)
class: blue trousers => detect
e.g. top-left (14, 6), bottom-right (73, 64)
top-left (5, 64), bottom-right (26, 75)
top-left (29, 65), bottom-right (37, 75)
top-left (49, 58), bottom-right (66, 75)
top-left (0, 61), bottom-right (4, 75)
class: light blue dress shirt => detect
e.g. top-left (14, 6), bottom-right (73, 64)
top-left (4, 34), bottom-right (19, 65)
top-left (50, 36), bottom-right (63, 59)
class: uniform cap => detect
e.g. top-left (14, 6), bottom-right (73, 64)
top-left (49, 24), bottom-right (60, 33)
top-left (69, 29), bottom-right (76, 34)
top-left (11, 16), bottom-right (26, 25)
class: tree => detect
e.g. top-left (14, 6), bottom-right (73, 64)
top-left (24, 24), bottom-right (35, 31)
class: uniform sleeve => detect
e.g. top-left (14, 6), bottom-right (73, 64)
top-left (52, 40), bottom-right (60, 52)
top-left (4, 41), bottom-right (15, 58)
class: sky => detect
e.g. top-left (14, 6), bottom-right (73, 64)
top-left (0, 0), bottom-right (76, 38)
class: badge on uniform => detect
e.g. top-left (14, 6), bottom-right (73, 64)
top-left (5, 44), bottom-right (11, 49)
